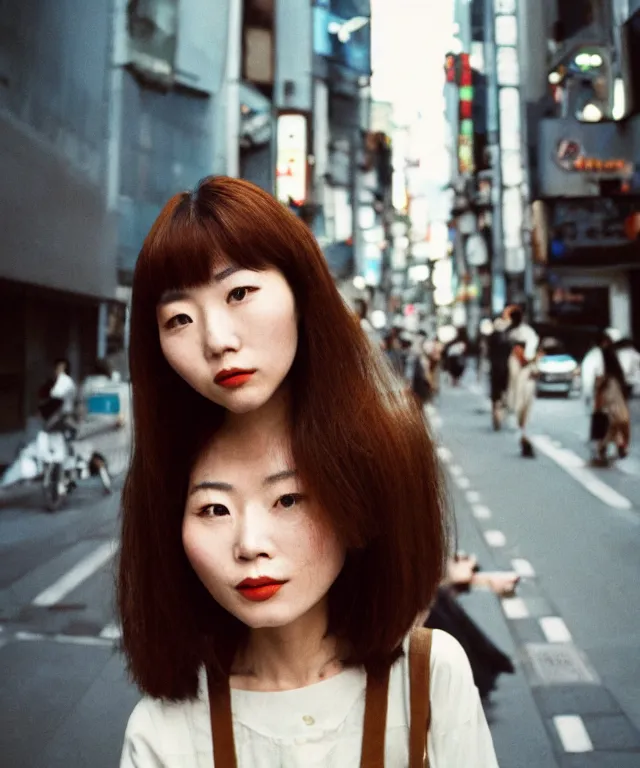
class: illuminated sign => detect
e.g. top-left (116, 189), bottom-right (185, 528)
top-left (276, 114), bottom-right (308, 206)
top-left (458, 54), bottom-right (475, 175)
top-left (556, 139), bottom-right (632, 175)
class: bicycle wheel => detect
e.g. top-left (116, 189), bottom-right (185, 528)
top-left (43, 463), bottom-right (64, 512)
top-left (98, 464), bottom-right (112, 494)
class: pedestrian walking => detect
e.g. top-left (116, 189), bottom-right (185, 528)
top-left (488, 317), bottom-right (511, 431)
top-left (404, 331), bottom-right (432, 407)
top-left (38, 358), bottom-right (78, 434)
top-left (444, 330), bottom-right (467, 386)
top-left (593, 343), bottom-right (631, 462)
top-left (118, 176), bottom-right (499, 767)
top-left (505, 307), bottom-right (539, 458)
top-left (383, 325), bottom-right (407, 378)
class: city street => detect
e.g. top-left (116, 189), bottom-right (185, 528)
top-left (1, 386), bottom-right (640, 767)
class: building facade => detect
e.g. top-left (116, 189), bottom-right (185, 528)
top-left (0, 0), bottom-right (119, 463)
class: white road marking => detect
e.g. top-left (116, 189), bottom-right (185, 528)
top-left (472, 504), bottom-right (492, 520)
top-left (512, 558), bottom-right (536, 578)
top-left (449, 465), bottom-right (463, 477)
top-left (32, 541), bottom-right (118, 607)
top-left (455, 476), bottom-right (471, 489)
top-left (466, 490), bottom-right (481, 504)
top-left (553, 715), bottom-right (593, 753)
top-left (531, 435), bottom-right (633, 510)
top-left (618, 457), bottom-right (640, 477)
top-left (437, 446), bottom-right (452, 464)
top-left (502, 597), bottom-right (530, 619)
top-left (540, 616), bottom-right (573, 643)
top-left (484, 530), bottom-right (506, 547)
top-left (15, 631), bottom-right (114, 648)
top-left (99, 623), bottom-right (122, 640)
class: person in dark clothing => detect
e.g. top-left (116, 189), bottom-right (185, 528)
top-left (383, 326), bottom-right (406, 378)
top-left (488, 317), bottom-right (512, 430)
top-left (425, 586), bottom-right (515, 700)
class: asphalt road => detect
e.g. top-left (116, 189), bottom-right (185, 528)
top-left (0, 384), bottom-right (639, 767)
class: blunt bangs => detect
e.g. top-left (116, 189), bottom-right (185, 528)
top-left (134, 177), bottom-right (308, 310)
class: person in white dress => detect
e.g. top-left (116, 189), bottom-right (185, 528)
top-left (118, 176), bottom-right (500, 767)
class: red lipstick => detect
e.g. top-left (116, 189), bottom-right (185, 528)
top-left (236, 577), bottom-right (286, 602)
top-left (214, 368), bottom-right (256, 389)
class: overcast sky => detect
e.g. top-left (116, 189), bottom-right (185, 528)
top-left (370, 0), bottom-right (455, 194)
top-left (371, 0), bottom-right (454, 122)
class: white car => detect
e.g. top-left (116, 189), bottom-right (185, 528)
top-left (536, 340), bottom-right (581, 397)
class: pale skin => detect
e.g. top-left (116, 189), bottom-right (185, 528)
top-left (183, 410), bottom-right (347, 692)
top-left (160, 262), bottom-right (348, 691)
top-left (156, 264), bottom-right (298, 430)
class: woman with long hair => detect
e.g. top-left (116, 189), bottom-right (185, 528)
top-left (595, 344), bottom-right (631, 461)
top-left (118, 177), bottom-right (498, 766)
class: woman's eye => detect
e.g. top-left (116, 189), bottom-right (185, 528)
top-left (165, 313), bottom-right (192, 330)
top-left (227, 286), bottom-right (256, 304)
top-left (198, 503), bottom-right (230, 518)
top-left (277, 493), bottom-right (304, 510)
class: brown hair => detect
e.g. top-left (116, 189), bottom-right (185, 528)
top-left (118, 176), bottom-right (449, 700)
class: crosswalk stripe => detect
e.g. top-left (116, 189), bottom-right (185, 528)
top-left (15, 631), bottom-right (113, 648)
top-left (32, 540), bottom-right (118, 607)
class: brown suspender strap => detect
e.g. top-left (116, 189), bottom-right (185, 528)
top-left (207, 671), bottom-right (238, 768)
top-left (409, 628), bottom-right (433, 768)
top-left (359, 665), bottom-right (391, 768)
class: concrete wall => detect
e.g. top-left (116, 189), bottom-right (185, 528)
top-left (275, 0), bottom-right (313, 112)
top-left (114, 0), bottom-right (237, 280)
top-left (0, 0), bottom-right (117, 299)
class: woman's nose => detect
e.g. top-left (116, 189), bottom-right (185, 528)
top-left (203, 312), bottom-right (240, 358)
top-left (234, 508), bottom-right (272, 562)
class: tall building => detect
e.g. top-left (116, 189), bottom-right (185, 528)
top-left (0, 0), bottom-right (241, 462)
top-left (0, 1), bottom-right (120, 463)
top-left (522, 0), bottom-right (640, 350)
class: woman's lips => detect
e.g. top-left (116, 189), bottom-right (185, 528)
top-left (236, 579), bottom-right (286, 602)
top-left (214, 369), bottom-right (256, 389)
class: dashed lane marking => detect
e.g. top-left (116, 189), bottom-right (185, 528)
top-left (32, 540), bottom-right (118, 607)
top-left (484, 530), bottom-right (506, 547)
top-left (540, 616), bottom-right (573, 643)
top-left (512, 558), bottom-right (536, 578)
top-left (502, 597), bottom-right (530, 619)
top-left (531, 435), bottom-right (633, 510)
top-left (472, 504), bottom-right (492, 520)
top-left (455, 476), bottom-right (471, 489)
top-left (553, 715), bottom-right (594, 753)
top-left (436, 446), bottom-right (452, 463)
top-left (449, 465), bottom-right (463, 477)
top-left (99, 623), bottom-right (122, 640)
top-left (465, 490), bottom-right (481, 504)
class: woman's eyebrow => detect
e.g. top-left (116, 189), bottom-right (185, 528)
top-left (189, 480), bottom-right (233, 495)
top-left (213, 265), bottom-right (242, 282)
top-left (263, 469), bottom-right (297, 487)
top-left (158, 289), bottom-right (189, 306)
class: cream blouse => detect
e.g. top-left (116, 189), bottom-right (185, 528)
top-left (120, 629), bottom-right (499, 767)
